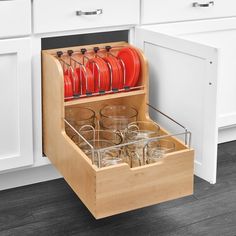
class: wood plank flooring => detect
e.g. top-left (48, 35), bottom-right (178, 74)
top-left (0, 141), bottom-right (236, 236)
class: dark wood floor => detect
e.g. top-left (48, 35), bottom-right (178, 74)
top-left (0, 142), bottom-right (236, 236)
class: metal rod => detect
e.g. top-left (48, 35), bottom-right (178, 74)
top-left (64, 119), bottom-right (96, 164)
top-left (147, 104), bottom-right (189, 145)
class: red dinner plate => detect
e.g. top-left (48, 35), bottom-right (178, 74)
top-left (128, 47), bottom-right (141, 87)
top-left (102, 56), bottom-right (120, 90)
top-left (67, 67), bottom-right (80, 96)
top-left (114, 56), bottom-right (124, 89)
top-left (117, 47), bottom-right (140, 87)
top-left (64, 74), bottom-right (73, 99)
top-left (86, 57), bottom-right (110, 92)
top-left (95, 57), bottom-right (110, 91)
top-left (64, 74), bottom-right (68, 98)
top-left (75, 66), bottom-right (94, 95)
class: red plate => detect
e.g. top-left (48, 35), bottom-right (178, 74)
top-left (117, 47), bottom-right (140, 87)
top-left (67, 67), bottom-right (80, 96)
top-left (86, 57), bottom-right (110, 92)
top-left (64, 74), bottom-right (68, 98)
top-left (75, 66), bottom-right (94, 95)
top-left (129, 47), bottom-right (141, 87)
top-left (113, 56), bottom-right (124, 89)
top-left (102, 56), bottom-right (120, 89)
top-left (95, 57), bottom-right (110, 91)
top-left (64, 74), bottom-right (73, 99)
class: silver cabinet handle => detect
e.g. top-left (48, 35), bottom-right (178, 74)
top-left (76, 9), bottom-right (103, 16)
top-left (192, 1), bottom-right (214, 7)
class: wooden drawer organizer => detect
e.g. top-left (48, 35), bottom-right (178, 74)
top-left (42, 41), bottom-right (194, 219)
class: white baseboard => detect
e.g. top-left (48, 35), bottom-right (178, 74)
top-left (0, 164), bottom-right (62, 191)
top-left (218, 126), bottom-right (236, 144)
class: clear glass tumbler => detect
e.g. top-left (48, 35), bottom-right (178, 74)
top-left (100, 105), bottom-right (138, 133)
top-left (79, 139), bottom-right (123, 168)
top-left (125, 121), bottom-right (160, 167)
top-left (146, 139), bottom-right (175, 164)
top-left (65, 107), bottom-right (96, 139)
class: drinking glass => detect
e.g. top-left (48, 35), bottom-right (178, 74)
top-left (65, 107), bottom-right (96, 139)
top-left (146, 139), bottom-right (175, 163)
top-left (125, 121), bottom-right (160, 167)
top-left (79, 140), bottom-right (123, 168)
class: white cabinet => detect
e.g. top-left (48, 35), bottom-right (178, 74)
top-left (0, 0), bottom-right (31, 38)
top-left (141, 0), bottom-right (236, 24)
top-left (33, 0), bottom-right (139, 34)
top-left (0, 38), bottom-right (33, 172)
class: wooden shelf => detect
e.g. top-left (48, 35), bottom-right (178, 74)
top-left (64, 89), bottom-right (146, 106)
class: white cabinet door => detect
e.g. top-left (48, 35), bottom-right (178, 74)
top-left (135, 26), bottom-right (218, 184)
top-left (0, 38), bottom-right (33, 172)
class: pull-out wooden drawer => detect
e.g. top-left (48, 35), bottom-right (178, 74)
top-left (33, 0), bottom-right (139, 34)
top-left (42, 42), bottom-right (194, 219)
top-left (141, 0), bottom-right (236, 24)
top-left (0, 0), bottom-right (31, 38)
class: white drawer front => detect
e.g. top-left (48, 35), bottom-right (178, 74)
top-left (0, 0), bottom-right (31, 38)
top-left (34, 0), bottom-right (139, 34)
top-left (141, 0), bottom-right (236, 24)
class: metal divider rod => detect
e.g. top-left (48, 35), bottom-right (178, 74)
top-left (64, 119), bottom-right (96, 164)
top-left (147, 104), bottom-right (189, 145)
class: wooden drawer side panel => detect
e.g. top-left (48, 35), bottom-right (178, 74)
top-left (42, 53), bottom-right (97, 216)
top-left (95, 150), bottom-right (194, 219)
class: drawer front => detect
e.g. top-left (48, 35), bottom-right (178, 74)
top-left (141, 0), bottom-right (236, 24)
top-left (34, 0), bottom-right (139, 34)
top-left (0, 0), bottom-right (31, 38)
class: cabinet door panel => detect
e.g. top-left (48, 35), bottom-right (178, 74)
top-left (177, 27), bottom-right (236, 128)
top-left (0, 38), bottom-right (33, 171)
top-left (0, 53), bottom-right (19, 157)
top-left (149, 18), bottom-right (236, 135)
top-left (135, 28), bottom-right (218, 183)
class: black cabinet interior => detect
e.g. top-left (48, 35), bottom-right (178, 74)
top-left (41, 30), bottom-right (129, 50)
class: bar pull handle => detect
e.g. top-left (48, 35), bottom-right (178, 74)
top-left (76, 9), bottom-right (103, 16)
top-left (192, 1), bottom-right (214, 7)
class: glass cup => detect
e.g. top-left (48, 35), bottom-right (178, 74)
top-left (125, 121), bottom-right (160, 167)
top-left (99, 105), bottom-right (138, 142)
top-left (100, 105), bottom-right (137, 128)
top-left (99, 117), bottom-right (131, 135)
top-left (99, 147), bottom-right (123, 167)
top-left (65, 106), bottom-right (96, 127)
top-left (125, 121), bottom-right (160, 141)
top-left (78, 129), bottom-right (123, 145)
top-left (146, 139), bottom-right (175, 164)
top-left (65, 107), bottom-right (96, 139)
top-left (79, 140), bottom-right (123, 168)
top-left (100, 105), bottom-right (138, 121)
top-left (126, 139), bottom-right (146, 167)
